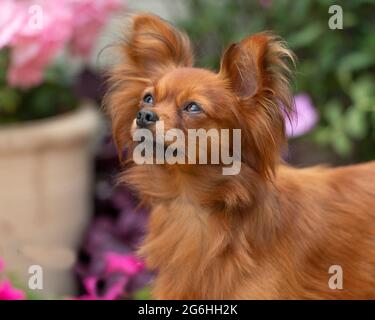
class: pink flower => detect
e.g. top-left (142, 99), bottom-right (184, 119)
top-left (76, 276), bottom-right (127, 300)
top-left (0, 280), bottom-right (26, 300)
top-left (1, 0), bottom-right (73, 88)
top-left (0, 257), bottom-right (26, 300)
top-left (286, 93), bottom-right (319, 138)
top-left (74, 253), bottom-right (144, 300)
top-left (0, 0), bottom-right (122, 89)
top-left (105, 253), bottom-right (144, 276)
top-left (70, 0), bottom-right (122, 57)
top-left (0, 1), bottom-right (25, 49)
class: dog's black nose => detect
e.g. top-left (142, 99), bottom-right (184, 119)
top-left (136, 109), bottom-right (159, 128)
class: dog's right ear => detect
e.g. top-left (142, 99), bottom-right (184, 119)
top-left (124, 14), bottom-right (193, 79)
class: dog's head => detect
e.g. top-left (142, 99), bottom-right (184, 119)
top-left (106, 14), bottom-right (294, 178)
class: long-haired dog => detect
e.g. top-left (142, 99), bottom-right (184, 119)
top-left (106, 14), bottom-right (375, 299)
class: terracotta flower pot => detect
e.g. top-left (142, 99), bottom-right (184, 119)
top-left (0, 106), bottom-right (102, 298)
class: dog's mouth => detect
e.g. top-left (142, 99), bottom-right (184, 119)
top-left (134, 136), bottom-right (179, 157)
top-left (130, 121), bottom-right (189, 162)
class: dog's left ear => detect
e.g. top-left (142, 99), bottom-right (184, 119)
top-left (219, 33), bottom-right (295, 178)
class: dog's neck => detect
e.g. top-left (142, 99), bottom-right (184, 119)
top-left (124, 163), bottom-right (284, 298)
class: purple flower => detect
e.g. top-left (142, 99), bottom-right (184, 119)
top-left (75, 275), bottom-right (128, 300)
top-left (75, 252), bottom-right (144, 300)
top-left (76, 137), bottom-right (153, 299)
top-left (286, 93), bottom-right (319, 138)
top-left (105, 252), bottom-right (144, 276)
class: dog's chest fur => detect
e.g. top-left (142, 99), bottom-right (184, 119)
top-left (135, 163), bottom-right (375, 299)
top-left (139, 194), bottom-right (245, 299)
top-left (138, 189), bottom-right (286, 299)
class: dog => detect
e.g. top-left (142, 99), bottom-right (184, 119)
top-left (106, 14), bottom-right (375, 299)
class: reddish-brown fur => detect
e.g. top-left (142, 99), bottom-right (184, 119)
top-left (105, 14), bottom-right (375, 299)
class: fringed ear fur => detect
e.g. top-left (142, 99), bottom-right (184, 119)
top-left (219, 32), bottom-right (295, 178)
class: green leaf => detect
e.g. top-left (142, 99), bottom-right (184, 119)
top-left (345, 108), bottom-right (367, 139)
top-left (0, 87), bottom-right (21, 113)
top-left (349, 76), bottom-right (375, 110)
top-left (0, 49), bottom-right (10, 83)
top-left (336, 69), bottom-right (352, 91)
top-left (323, 101), bottom-right (344, 128)
top-left (288, 23), bottom-right (324, 49)
top-left (313, 126), bottom-right (332, 146)
top-left (332, 130), bottom-right (352, 156)
top-left (133, 287), bottom-right (152, 300)
top-left (339, 52), bottom-right (375, 72)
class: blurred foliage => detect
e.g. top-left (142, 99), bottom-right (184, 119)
top-left (133, 286), bottom-right (152, 300)
top-left (179, 0), bottom-right (375, 161)
top-left (0, 50), bottom-right (78, 124)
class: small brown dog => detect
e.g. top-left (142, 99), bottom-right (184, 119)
top-left (106, 14), bottom-right (375, 299)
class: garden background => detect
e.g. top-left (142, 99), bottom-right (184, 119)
top-left (0, 0), bottom-right (374, 300)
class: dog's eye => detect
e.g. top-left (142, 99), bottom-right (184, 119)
top-left (143, 94), bottom-right (154, 105)
top-left (184, 102), bottom-right (202, 113)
